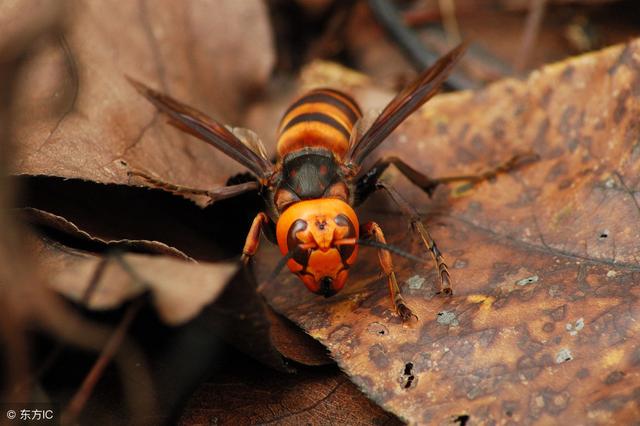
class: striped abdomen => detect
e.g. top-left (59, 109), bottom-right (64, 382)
top-left (277, 88), bottom-right (362, 159)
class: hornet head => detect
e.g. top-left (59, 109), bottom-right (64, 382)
top-left (275, 198), bottom-right (359, 297)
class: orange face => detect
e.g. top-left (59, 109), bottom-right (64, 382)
top-left (276, 199), bottom-right (359, 297)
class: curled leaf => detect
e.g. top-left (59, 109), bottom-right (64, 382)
top-left (32, 232), bottom-right (237, 325)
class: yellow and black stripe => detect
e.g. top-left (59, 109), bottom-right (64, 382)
top-left (277, 88), bottom-right (362, 159)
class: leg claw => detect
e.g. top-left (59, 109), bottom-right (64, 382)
top-left (397, 302), bottom-right (418, 322)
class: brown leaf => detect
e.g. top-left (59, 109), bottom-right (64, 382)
top-left (266, 307), bottom-right (333, 366)
top-left (179, 362), bottom-right (401, 426)
top-left (23, 192), bottom-right (324, 369)
top-left (203, 267), bottom-right (331, 371)
top-left (32, 231), bottom-right (237, 325)
top-left (23, 207), bottom-right (193, 260)
top-left (18, 175), bottom-right (260, 262)
top-left (257, 40), bottom-right (640, 423)
top-left (10, 0), bottom-right (273, 197)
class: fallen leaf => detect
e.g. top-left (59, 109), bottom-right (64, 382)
top-left (22, 185), bottom-right (323, 370)
top-left (257, 40), bottom-right (640, 423)
top-left (10, 0), bottom-right (274, 200)
top-left (23, 207), bottom-right (193, 261)
top-left (31, 231), bottom-right (237, 325)
top-left (266, 307), bottom-right (333, 366)
top-left (203, 267), bottom-right (332, 371)
top-left (18, 175), bottom-right (263, 262)
top-left (180, 362), bottom-right (401, 426)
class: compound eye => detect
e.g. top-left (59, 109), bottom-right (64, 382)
top-left (275, 188), bottom-right (300, 212)
top-left (324, 182), bottom-right (349, 201)
top-left (334, 214), bottom-right (356, 261)
top-left (286, 219), bottom-right (310, 266)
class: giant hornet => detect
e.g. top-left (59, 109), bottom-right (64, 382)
top-left (128, 43), bottom-right (534, 321)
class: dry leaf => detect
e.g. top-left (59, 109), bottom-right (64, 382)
top-left (203, 267), bottom-right (332, 371)
top-left (23, 191), bottom-right (323, 369)
top-left (10, 0), bottom-right (274, 198)
top-left (23, 207), bottom-right (193, 260)
top-left (180, 363), bottom-right (401, 426)
top-left (19, 175), bottom-right (261, 262)
top-left (256, 40), bottom-right (640, 423)
top-left (32, 232), bottom-right (237, 325)
top-left (266, 307), bottom-right (333, 366)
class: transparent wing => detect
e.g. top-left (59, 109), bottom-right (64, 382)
top-left (128, 77), bottom-right (273, 178)
top-left (347, 43), bottom-right (468, 166)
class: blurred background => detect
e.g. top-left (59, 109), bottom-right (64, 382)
top-left (1, 0), bottom-right (639, 424)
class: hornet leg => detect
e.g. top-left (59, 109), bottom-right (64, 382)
top-left (377, 182), bottom-right (452, 295)
top-left (361, 221), bottom-right (415, 322)
top-left (128, 169), bottom-right (258, 204)
top-left (354, 152), bottom-right (538, 293)
top-left (355, 152), bottom-right (538, 202)
top-left (241, 212), bottom-right (270, 266)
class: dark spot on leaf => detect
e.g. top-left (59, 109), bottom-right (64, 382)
top-left (576, 368), bottom-right (590, 379)
top-left (624, 117), bottom-right (640, 148)
top-left (540, 87), bottom-right (553, 107)
top-left (558, 179), bottom-right (572, 190)
top-left (559, 105), bottom-right (576, 137)
top-left (534, 118), bottom-right (550, 151)
top-left (401, 362), bottom-right (415, 389)
top-left (608, 44), bottom-right (634, 75)
top-left (517, 356), bottom-right (541, 380)
top-left (328, 324), bottom-right (356, 348)
top-left (477, 328), bottom-right (497, 347)
top-left (614, 90), bottom-right (629, 124)
top-left (452, 339), bottom-right (474, 358)
top-left (366, 322), bottom-right (389, 336)
top-left (502, 400), bottom-right (519, 418)
top-left (547, 304), bottom-right (567, 321)
top-left (491, 118), bottom-right (506, 140)
top-left (545, 161), bottom-right (568, 182)
top-left (368, 344), bottom-right (390, 369)
top-left (456, 122), bottom-right (470, 143)
top-left (567, 138), bottom-right (579, 152)
top-left (604, 371), bottom-right (625, 385)
top-left (467, 201), bottom-right (483, 214)
top-left (631, 347), bottom-right (640, 366)
top-left (561, 65), bottom-right (575, 80)
top-left (453, 414), bottom-right (469, 425)
top-left (413, 352), bottom-right (432, 371)
top-left (471, 133), bottom-right (486, 152)
top-left (516, 325), bottom-right (545, 354)
top-left (455, 145), bottom-right (477, 164)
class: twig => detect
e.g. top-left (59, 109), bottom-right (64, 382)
top-left (367, 0), bottom-right (477, 90)
top-left (515, 0), bottom-right (547, 71)
top-left (25, 253), bottom-right (116, 389)
top-left (305, 0), bottom-right (357, 62)
top-left (63, 298), bottom-right (145, 423)
top-left (62, 253), bottom-right (149, 423)
top-left (438, 0), bottom-right (461, 44)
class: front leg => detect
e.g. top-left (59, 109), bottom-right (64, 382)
top-left (241, 212), bottom-right (270, 266)
top-left (361, 222), bottom-right (415, 322)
